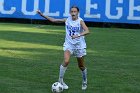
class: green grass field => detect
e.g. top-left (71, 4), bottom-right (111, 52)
top-left (0, 23), bottom-right (140, 93)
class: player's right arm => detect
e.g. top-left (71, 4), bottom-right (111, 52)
top-left (37, 10), bottom-right (66, 23)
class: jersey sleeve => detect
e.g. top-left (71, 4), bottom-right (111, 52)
top-left (79, 17), bottom-right (84, 22)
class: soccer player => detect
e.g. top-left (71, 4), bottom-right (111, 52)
top-left (37, 6), bottom-right (90, 90)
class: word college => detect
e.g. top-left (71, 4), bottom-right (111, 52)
top-left (0, 0), bottom-right (140, 24)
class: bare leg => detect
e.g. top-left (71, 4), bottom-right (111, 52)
top-left (77, 57), bottom-right (87, 90)
top-left (62, 50), bottom-right (71, 67)
top-left (77, 57), bottom-right (86, 71)
top-left (58, 50), bottom-right (71, 89)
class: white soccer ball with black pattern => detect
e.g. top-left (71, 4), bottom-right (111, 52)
top-left (52, 82), bottom-right (63, 93)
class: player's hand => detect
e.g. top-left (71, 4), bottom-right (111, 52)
top-left (71, 35), bottom-right (79, 39)
top-left (36, 10), bottom-right (42, 15)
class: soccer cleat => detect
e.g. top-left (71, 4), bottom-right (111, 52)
top-left (61, 82), bottom-right (69, 89)
top-left (82, 81), bottom-right (87, 90)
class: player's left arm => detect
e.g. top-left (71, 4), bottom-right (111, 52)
top-left (72, 20), bottom-right (90, 39)
top-left (80, 20), bottom-right (90, 36)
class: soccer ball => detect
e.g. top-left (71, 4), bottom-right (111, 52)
top-left (52, 82), bottom-right (63, 93)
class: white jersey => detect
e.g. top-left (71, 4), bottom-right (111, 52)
top-left (64, 17), bottom-right (86, 49)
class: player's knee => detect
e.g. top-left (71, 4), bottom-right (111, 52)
top-left (78, 65), bottom-right (85, 71)
top-left (63, 61), bottom-right (69, 67)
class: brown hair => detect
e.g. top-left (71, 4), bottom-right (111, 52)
top-left (70, 6), bottom-right (79, 12)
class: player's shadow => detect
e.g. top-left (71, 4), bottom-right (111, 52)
top-left (0, 30), bottom-right (64, 46)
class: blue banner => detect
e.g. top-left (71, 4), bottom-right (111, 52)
top-left (0, 0), bottom-right (140, 24)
